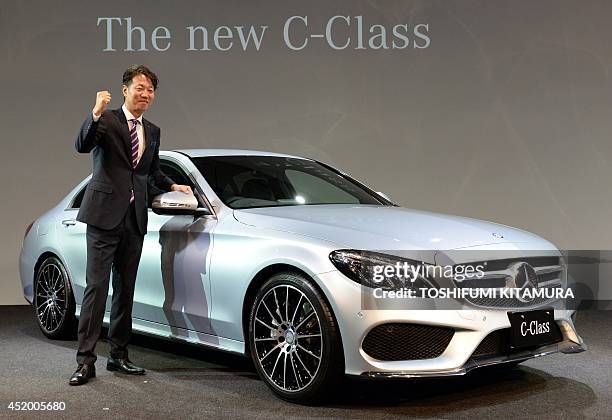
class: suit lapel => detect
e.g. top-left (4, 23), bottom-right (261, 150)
top-left (143, 119), bottom-right (152, 150)
top-left (114, 109), bottom-right (133, 166)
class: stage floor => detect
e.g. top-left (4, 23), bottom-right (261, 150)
top-left (0, 306), bottom-right (609, 418)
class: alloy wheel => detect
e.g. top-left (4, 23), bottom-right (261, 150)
top-left (35, 258), bottom-right (69, 335)
top-left (252, 284), bottom-right (323, 392)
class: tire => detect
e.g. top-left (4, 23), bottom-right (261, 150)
top-left (34, 256), bottom-right (77, 339)
top-left (248, 272), bottom-right (343, 404)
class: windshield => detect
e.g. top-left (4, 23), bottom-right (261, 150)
top-left (191, 155), bottom-right (387, 209)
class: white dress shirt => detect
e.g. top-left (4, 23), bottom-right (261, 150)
top-left (121, 105), bottom-right (145, 164)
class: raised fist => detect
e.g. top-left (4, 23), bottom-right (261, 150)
top-left (92, 91), bottom-right (111, 117)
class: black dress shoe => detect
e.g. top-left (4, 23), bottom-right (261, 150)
top-left (106, 357), bottom-right (145, 375)
top-left (69, 364), bottom-right (96, 386)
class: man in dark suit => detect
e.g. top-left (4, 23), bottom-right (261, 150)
top-left (70, 65), bottom-right (192, 385)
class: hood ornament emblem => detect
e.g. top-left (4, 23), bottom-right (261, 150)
top-left (492, 232), bottom-right (504, 239)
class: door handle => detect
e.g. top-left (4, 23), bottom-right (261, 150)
top-left (62, 219), bottom-right (77, 227)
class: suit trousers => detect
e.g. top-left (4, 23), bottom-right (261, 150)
top-left (76, 202), bottom-right (144, 365)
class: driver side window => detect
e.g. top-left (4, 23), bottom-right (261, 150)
top-left (70, 183), bottom-right (87, 209)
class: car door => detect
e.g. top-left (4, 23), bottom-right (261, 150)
top-left (56, 178), bottom-right (90, 306)
top-left (57, 179), bottom-right (136, 315)
top-left (132, 157), bottom-right (217, 338)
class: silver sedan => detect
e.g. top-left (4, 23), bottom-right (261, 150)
top-left (19, 149), bottom-right (586, 403)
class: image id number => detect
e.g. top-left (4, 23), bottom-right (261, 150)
top-left (7, 401), bottom-right (66, 411)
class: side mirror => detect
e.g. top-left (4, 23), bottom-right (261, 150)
top-left (152, 191), bottom-right (210, 216)
top-left (376, 191), bottom-right (392, 202)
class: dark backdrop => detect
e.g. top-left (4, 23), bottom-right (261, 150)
top-left (2, 0), bottom-right (612, 303)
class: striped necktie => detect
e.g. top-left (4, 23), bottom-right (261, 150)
top-left (129, 119), bottom-right (140, 168)
top-left (129, 118), bottom-right (139, 203)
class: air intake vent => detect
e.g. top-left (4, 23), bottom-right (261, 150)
top-left (472, 329), bottom-right (508, 358)
top-left (362, 323), bottom-right (454, 361)
top-left (472, 324), bottom-right (563, 359)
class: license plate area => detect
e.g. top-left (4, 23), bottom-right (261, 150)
top-left (507, 309), bottom-right (559, 349)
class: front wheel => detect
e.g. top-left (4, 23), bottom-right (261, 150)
top-left (248, 272), bottom-right (343, 404)
top-left (34, 256), bottom-right (76, 339)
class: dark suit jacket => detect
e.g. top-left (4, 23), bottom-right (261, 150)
top-left (75, 108), bottom-right (174, 234)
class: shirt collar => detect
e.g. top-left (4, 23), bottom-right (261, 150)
top-left (122, 104), bottom-right (143, 125)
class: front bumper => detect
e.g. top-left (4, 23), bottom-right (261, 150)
top-left (315, 271), bottom-right (586, 377)
top-left (360, 338), bottom-right (586, 378)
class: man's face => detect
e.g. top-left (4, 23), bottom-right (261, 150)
top-left (123, 74), bottom-right (155, 116)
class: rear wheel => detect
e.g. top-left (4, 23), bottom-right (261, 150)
top-left (34, 256), bottom-right (76, 339)
top-left (248, 272), bottom-right (343, 404)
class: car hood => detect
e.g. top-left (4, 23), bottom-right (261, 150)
top-left (233, 205), bottom-right (554, 251)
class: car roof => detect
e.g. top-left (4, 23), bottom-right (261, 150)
top-left (171, 149), bottom-right (309, 160)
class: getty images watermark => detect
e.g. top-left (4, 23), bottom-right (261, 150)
top-left (369, 261), bottom-right (575, 301)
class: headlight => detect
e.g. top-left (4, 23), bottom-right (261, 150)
top-left (329, 249), bottom-right (435, 290)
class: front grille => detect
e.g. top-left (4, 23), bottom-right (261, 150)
top-left (472, 323), bottom-right (563, 359)
top-left (468, 295), bottom-right (552, 309)
top-left (362, 323), bottom-right (454, 361)
top-left (472, 257), bottom-right (560, 272)
top-left (454, 256), bottom-right (565, 309)
top-left (472, 329), bottom-right (508, 358)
